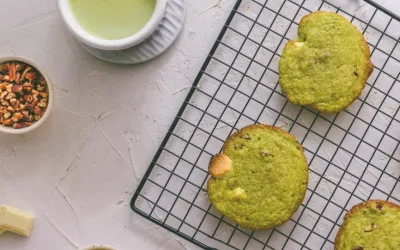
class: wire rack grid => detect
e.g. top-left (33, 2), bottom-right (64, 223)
top-left (131, 0), bottom-right (400, 249)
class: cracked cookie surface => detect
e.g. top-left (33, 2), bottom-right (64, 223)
top-left (335, 200), bottom-right (400, 250)
top-left (279, 11), bottom-right (373, 113)
top-left (207, 124), bottom-right (308, 230)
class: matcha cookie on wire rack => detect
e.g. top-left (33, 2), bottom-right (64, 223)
top-left (335, 200), bottom-right (400, 250)
top-left (207, 124), bottom-right (308, 230)
top-left (279, 11), bottom-right (374, 113)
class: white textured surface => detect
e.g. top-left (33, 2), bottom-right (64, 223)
top-left (0, 0), bottom-right (399, 250)
top-left (0, 0), bottom-right (234, 249)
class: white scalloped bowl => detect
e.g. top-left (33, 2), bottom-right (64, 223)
top-left (0, 56), bottom-right (53, 135)
top-left (57, 0), bottom-right (167, 51)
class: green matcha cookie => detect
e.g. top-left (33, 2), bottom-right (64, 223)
top-left (335, 200), bottom-right (400, 250)
top-left (207, 124), bottom-right (308, 230)
top-left (279, 11), bottom-right (374, 113)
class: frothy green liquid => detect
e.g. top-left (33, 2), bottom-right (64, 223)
top-left (69, 0), bottom-right (156, 40)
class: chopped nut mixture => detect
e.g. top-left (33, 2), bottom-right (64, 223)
top-left (0, 61), bottom-right (48, 129)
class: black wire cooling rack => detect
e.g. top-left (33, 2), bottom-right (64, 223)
top-left (131, 0), bottom-right (400, 249)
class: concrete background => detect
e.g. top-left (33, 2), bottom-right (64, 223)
top-left (0, 0), bottom-right (398, 249)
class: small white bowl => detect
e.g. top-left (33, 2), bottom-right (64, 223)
top-left (57, 0), bottom-right (167, 51)
top-left (0, 56), bottom-right (53, 135)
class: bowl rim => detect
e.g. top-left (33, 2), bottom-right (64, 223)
top-left (0, 56), bottom-right (53, 135)
top-left (57, 0), bottom-right (167, 51)
top-left (80, 245), bottom-right (117, 250)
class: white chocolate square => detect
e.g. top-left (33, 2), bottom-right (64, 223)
top-left (0, 205), bottom-right (34, 236)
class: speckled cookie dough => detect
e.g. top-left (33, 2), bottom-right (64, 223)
top-left (279, 11), bottom-right (373, 113)
top-left (335, 200), bottom-right (400, 250)
top-left (207, 124), bottom-right (308, 230)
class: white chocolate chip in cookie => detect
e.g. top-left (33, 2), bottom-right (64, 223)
top-left (209, 153), bottom-right (232, 178)
top-left (232, 187), bottom-right (247, 200)
top-left (364, 223), bottom-right (377, 232)
top-left (294, 42), bottom-right (304, 48)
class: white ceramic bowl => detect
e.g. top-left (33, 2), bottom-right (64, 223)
top-left (0, 56), bottom-right (53, 135)
top-left (57, 0), bottom-right (167, 51)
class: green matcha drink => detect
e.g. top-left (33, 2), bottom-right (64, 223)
top-left (69, 0), bottom-right (156, 40)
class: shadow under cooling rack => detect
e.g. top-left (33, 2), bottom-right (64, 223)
top-left (131, 0), bottom-right (400, 249)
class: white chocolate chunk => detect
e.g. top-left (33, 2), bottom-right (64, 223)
top-left (209, 153), bottom-right (232, 178)
top-left (294, 42), bottom-right (304, 48)
top-left (0, 205), bottom-right (34, 236)
top-left (232, 187), bottom-right (247, 200)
